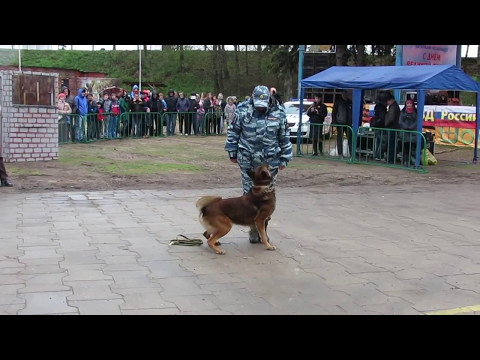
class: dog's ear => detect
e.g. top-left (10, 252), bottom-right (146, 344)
top-left (247, 169), bottom-right (255, 179)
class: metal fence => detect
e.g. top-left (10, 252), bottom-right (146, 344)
top-left (296, 123), bottom-right (355, 163)
top-left (296, 123), bottom-right (428, 172)
top-left (355, 127), bottom-right (427, 172)
top-left (58, 112), bottom-right (165, 144)
top-left (58, 108), bottom-right (232, 144)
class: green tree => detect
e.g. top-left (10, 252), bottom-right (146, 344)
top-left (233, 45), bottom-right (241, 95)
top-left (266, 45), bottom-right (299, 98)
top-left (245, 45), bottom-right (249, 75)
top-left (335, 45), bottom-right (348, 65)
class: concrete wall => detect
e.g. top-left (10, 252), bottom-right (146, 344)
top-left (0, 70), bottom-right (58, 162)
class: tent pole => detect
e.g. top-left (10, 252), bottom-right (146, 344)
top-left (352, 89), bottom-right (364, 162)
top-left (297, 88), bottom-right (305, 155)
top-left (415, 90), bottom-right (426, 168)
top-left (139, 47), bottom-right (142, 93)
top-left (394, 45), bottom-right (403, 102)
top-left (456, 45), bottom-right (462, 69)
top-left (352, 89), bottom-right (363, 134)
top-left (297, 45), bottom-right (305, 99)
top-left (474, 92), bottom-right (479, 163)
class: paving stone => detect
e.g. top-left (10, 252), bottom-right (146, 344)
top-left (0, 304), bottom-right (25, 315)
top-left (62, 264), bottom-right (113, 281)
top-left (20, 264), bottom-right (68, 275)
top-left (19, 246), bottom-right (63, 260)
top-left (108, 270), bottom-right (162, 290)
top-left (116, 288), bottom-right (174, 310)
top-left (0, 284), bottom-right (26, 305)
top-left (95, 255), bottom-right (139, 265)
top-left (18, 272), bottom-right (70, 293)
top-left (102, 263), bottom-right (149, 272)
top-left (4, 184), bottom-right (480, 315)
top-left (156, 276), bottom-right (212, 297)
top-left (0, 274), bottom-right (25, 285)
top-left (161, 295), bottom-right (219, 312)
top-left (141, 260), bottom-right (192, 279)
top-left (121, 308), bottom-right (180, 315)
top-left (64, 280), bottom-right (122, 301)
top-left (68, 299), bottom-right (123, 315)
top-left (18, 291), bottom-right (77, 315)
top-left (128, 245), bottom-right (178, 261)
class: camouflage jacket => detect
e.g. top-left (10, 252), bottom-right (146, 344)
top-left (225, 100), bottom-right (293, 168)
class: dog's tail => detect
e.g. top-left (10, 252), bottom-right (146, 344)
top-left (196, 196), bottom-right (222, 229)
top-left (196, 196), bottom-right (222, 212)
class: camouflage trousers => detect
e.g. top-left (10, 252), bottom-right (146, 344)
top-left (238, 157), bottom-right (279, 194)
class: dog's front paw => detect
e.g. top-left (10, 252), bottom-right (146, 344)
top-left (216, 249), bottom-right (226, 255)
top-left (266, 245), bottom-right (276, 251)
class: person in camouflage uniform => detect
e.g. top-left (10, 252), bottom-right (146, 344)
top-left (225, 85), bottom-right (293, 243)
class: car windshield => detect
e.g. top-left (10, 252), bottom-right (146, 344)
top-left (284, 103), bottom-right (311, 115)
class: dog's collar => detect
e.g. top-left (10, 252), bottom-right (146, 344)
top-left (253, 184), bottom-right (274, 193)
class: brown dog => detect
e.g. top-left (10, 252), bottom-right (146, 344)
top-left (196, 164), bottom-right (276, 255)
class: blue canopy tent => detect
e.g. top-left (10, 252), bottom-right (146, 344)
top-left (299, 65), bottom-right (480, 167)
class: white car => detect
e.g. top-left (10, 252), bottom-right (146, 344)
top-left (284, 100), bottom-right (332, 142)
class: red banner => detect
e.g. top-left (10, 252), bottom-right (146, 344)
top-left (363, 105), bottom-right (476, 129)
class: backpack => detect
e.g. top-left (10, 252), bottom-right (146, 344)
top-left (111, 102), bottom-right (121, 116)
top-left (98, 108), bottom-right (104, 121)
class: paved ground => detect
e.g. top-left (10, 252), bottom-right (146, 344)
top-left (1, 182), bottom-right (480, 315)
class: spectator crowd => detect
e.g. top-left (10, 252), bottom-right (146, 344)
top-left (56, 85), bottom-right (254, 143)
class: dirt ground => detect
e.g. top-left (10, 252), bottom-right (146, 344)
top-left (3, 135), bottom-right (480, 193)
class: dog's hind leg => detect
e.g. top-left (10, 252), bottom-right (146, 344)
top-left (200, 216), bottom-right (221, 245)
top-left (255, 215), bottom-right (276, 251)
top-left (203, 231), bottom-right (222, 246)
top-left (207, 217), bottom-right (232, 255)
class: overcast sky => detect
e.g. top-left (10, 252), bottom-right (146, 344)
top-left (0, 45), bottom-right (478, 57)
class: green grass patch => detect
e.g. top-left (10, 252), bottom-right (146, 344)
top-left (129, 138), bottom-right (227, 162)
top-left (103, 162), bottom-right (203, 175)
top-left (58, 153), bottom-right (110, 166)
top-left (9, 168), bottom-right (43, 176)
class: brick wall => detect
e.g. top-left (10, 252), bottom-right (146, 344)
top-left (1, 70), bottom-right (59, 162)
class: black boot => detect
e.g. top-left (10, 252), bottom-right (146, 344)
top-left (249, 229), bottom-right (260, 243)
top-left (249, 221), bottom-right (271, 244)
top-left (1, 179), bottom-right (13, 187)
